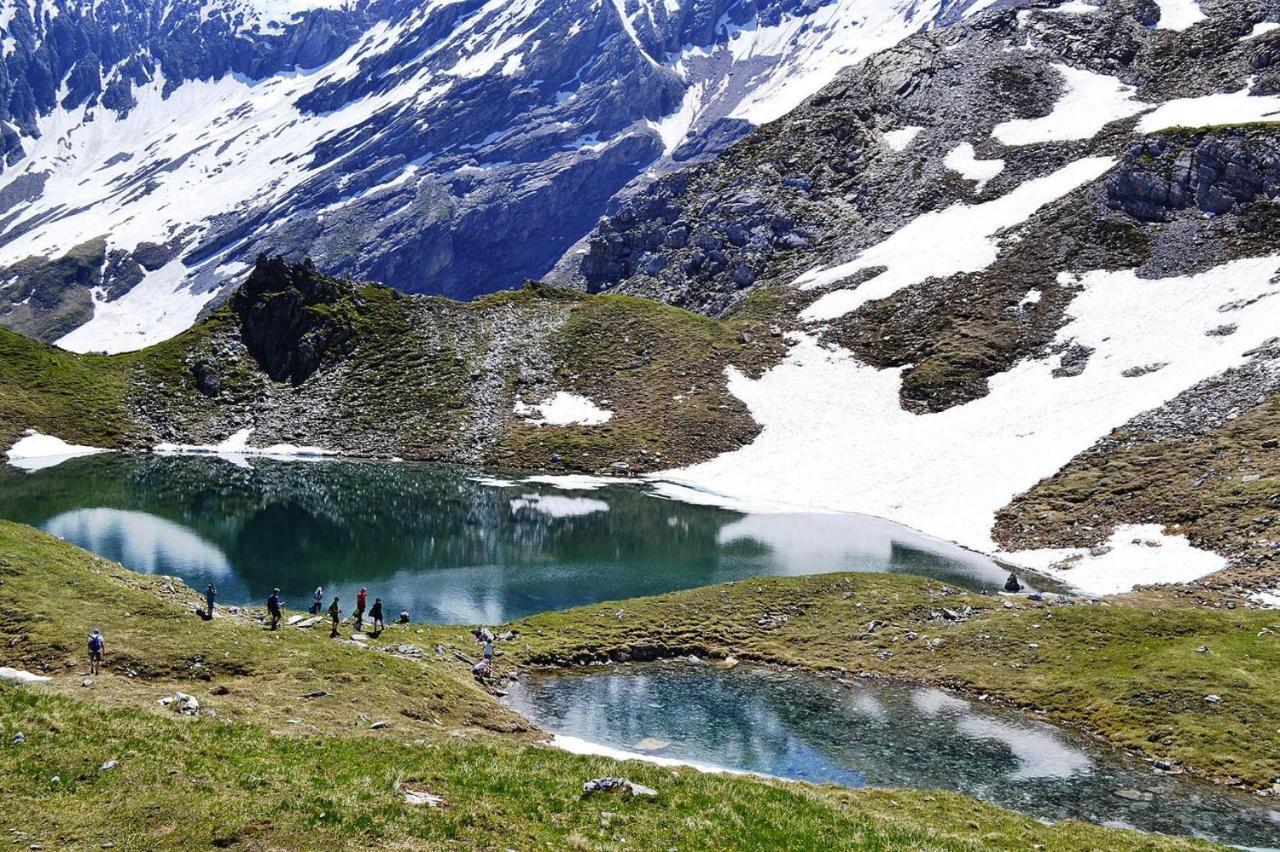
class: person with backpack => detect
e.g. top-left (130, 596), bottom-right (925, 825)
top-left (328, 597), bottom-right (341, 638)
top-left (87, 629), bottom-right (105, 675)
top-left (353, 587), bottom-right (368, 631)
top-left (267, 588), bottom-right (283, 630)
top-left (369, 597), bottom-right (384, 633)
top-left (205, 583), bottom-right (217, 618)
top-left (1004, 572), bottom-right (1022, 593)
top-left (310, 586), bottom-right (323, 615)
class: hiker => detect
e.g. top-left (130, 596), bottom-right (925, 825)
top-left (87, 629), bottom-right (105, 675)
top-left (369, 597), bottom-right (384, 633)
top-left (267, 588), bottom-right (283, 630)
top-left (328, 597), bottom-right (341, 638)
top-left (398, 610), bottom-right (410, 625)
top-left (472, 658), bottom-right (491, 678)
top-left (310, 586), bottom-right (324, 615)
top-left (205, 583), bottom-right (217, 618)
top-left (1004, 572), bottom-right (1022, 593)
top-left (353, 587), bottom-right (368, 631)
top-left (482, 636), bottom-right (495, 664)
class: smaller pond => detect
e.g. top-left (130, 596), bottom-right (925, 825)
top-left (504, 663), bottom-right (1280, 848)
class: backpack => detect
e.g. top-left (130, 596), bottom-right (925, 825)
top-left (88, 634), bottom-right (103, 652)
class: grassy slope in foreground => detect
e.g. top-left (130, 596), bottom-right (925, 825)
top-left (0, 521), bottom-right (1205, 850)
top-left (510, 574), bottom-right (1280, 790)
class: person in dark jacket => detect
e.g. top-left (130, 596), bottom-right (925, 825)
top-left (1004, 572), bottom-right (1022, 593)
top-left (369, 597), bottom-right (384, 633)
top-left (328, 597), bottom-right (341, 638)
top-left (205, 583), bottom-right (217, 618)
top-left (267, 588), bottom-right (283, 630)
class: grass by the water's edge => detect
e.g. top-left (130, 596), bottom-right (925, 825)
top-left (0, 520), bottom-right (1213, 850)
top-left (509, 574), bottom-right (1280, 791)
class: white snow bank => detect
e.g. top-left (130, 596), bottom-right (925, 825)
top-left (6, 430), bottom-right (108, 472)
top-left (1153, 0), bottom-right (1206, 31)
top-left (470, 476), bottom-right (518, 488)
top-left (1243, 22), bottom-right (1280, 40)
top-left (520, 474), bottom-right (618, 491)
top-left (1248, 590), bottom-right (1280, 608)
top-left (660, 252), bottom-right (1280, 593)
top-left (548, 735), bottom-right (766, 778)
top-left (514, 392), bottom-right (613, 426)
top-left (943, 142), bottom-right (1004, 193)
top-left (509, 494), bottom-right (610, 518)
top-left (992, 65), bottom-right (1148, 146)
top-left (796, 156), bottom-right (1115, 321)
top-left (153, 428), bottom-right (334, 459)
top-left (1000, 525), bottom-right (1226, 595)
top-left (1138, 85), bottom-right (1280, 133)
top-left (56, 261), bottom-right (218, 355)
top-left (0, 666), bottom-right (52, 684)
top-left (882, 126), bottom-right (923, 152)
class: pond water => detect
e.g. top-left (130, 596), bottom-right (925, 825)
top-left (504, 663), bottom-right (1280, 848)
top-left (0, 454), bottom-right (1036, 622)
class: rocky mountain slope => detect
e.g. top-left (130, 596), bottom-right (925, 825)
top-left (0, 254), bottom-right (787, 473)
top-left (547, 0), bottom-right (1280, 593)
top-left (0, 0), bottom-right (970, 351)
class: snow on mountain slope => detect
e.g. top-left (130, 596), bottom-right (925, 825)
top-left (0, 0), bottom-right (968, 352)
top-left (577, 0), bottom-right (1280, 592)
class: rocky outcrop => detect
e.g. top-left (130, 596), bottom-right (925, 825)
top-left (230, 256), bottom-right (357, 385)
top-left (1107, 130), bottom-right (1280, 222)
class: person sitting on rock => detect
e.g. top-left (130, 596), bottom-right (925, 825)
top-left (328, 597), bottom-right (341, 638)
top-left (267, 588), bottom-right (283, 630)
top-left (397, 610), bottom-right (410, 625)
top-left (1004, 572), bottom-right (1022, 593)
top-left (87, 629), bottom-right (105, 676)
top-left (369, 597), bottom-right (384, 633)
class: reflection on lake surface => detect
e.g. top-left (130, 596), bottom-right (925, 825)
top-left (505, 663), bottom-right (1280, 848)
top-left (0, 454), bottom-right (1033, 622)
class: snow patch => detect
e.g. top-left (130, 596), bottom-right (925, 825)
top-left (882, 126), bottom-right (923, 152)
top-left (0, 666), bottom-right (52, 684)
top-left (796, 156), bottom-right (1115, 321)
top-left (56, 260), bottom-right (216, 354)
top-left (153, 428), bottom-right (334, 459)
top-left (1002, 525), bottom-right (1226, 595)
top-left (1153, 0), bottom-right (1206, 31)
top-left (942, 142), bottom-right (1004, 193)
top-left (992, 65), bottom-right (1148, 146)
top-left (520, 474), bottom-right (617, 491)
top-left (1242, 22), bottom-right (1280, 40)
top-left (548, 734), bottom-right (767, 778)
top-left (1138, 85), bottom-right (1280, 133)
top-left (6, 430), bottom-right (108, 472)
top-left (514, 392), bottom-right (613, 426)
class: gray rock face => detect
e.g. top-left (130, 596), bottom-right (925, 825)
top-left (1107, 133), bottom-right (1280, 222)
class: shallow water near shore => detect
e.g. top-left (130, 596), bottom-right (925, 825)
top-left (0, 453), bottom-right (1039, 622)
top-left (505, 662), bottom-right (1280, 848)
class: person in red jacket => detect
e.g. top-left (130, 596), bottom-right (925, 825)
top-left (353, 587), bottom-right (368, 631)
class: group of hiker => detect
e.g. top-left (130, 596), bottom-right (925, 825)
top-left (195, 581), bottom-right (394, 636)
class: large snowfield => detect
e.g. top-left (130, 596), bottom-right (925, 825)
top-left (660, 249), bottom-right (1280, 595)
